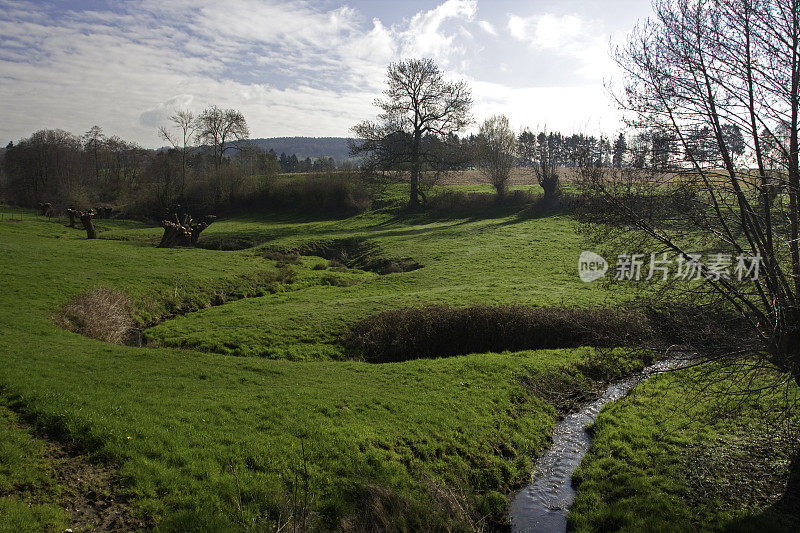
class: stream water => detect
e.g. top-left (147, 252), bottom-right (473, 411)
top-left (509, 359), bottom-right (678, 532)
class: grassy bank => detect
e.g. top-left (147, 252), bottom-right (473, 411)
top-left (140, 208), bottom-right (612, 359)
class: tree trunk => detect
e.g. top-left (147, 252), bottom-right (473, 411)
top-left (541, 175), bottom-right (561, 205)
top-left (80, 211), bottom-right (97, 239)
top-left (157, 213), bottom-right (216, 248)
top-left (38, 202), bottom-right (53, 218)
top-left (66, 208), bottom-right (77, 228)
top-left (409, 132), bottom-right (421, 208)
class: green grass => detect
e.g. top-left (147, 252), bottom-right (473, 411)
top-left (0, 401), bottom-right (68, 533)
top-left (4, 197), bottom-right (793, 530)
top-left (569, 367), bottom-right (800, 532)
top-left (0, 204), bottom-right (629, 529)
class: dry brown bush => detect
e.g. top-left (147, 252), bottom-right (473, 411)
top-left (56, 288), bottom-right (135, 344)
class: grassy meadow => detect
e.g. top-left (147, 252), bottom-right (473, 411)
top-left (0, 183), bottom-right (797, 531)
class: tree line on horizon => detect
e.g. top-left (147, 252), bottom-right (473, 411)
top-left (0, 115), bottom-right (689, 217)
top-left (0, 54), bottom-right (785, 222)
top-left (0, 107), bottom-right (357, 218)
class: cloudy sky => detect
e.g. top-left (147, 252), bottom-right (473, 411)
top-left (0, 0), bottom-right (654, 148)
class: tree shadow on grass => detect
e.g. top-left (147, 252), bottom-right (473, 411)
top-left (724, 450), bottom-right (800, 532)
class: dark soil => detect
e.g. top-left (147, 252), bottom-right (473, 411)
top-left (43, 438), bottom-right (147, 532)
top-left (23, 435), bottom-right (144, 533)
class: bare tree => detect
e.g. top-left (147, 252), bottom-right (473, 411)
top-left (518, 129), bottom-right (562, 205)
top-left (159, 110), bottom-right (197, 195)
top-left (475, 115), bottom-right (516, 198)
top-left (196, 106), bottom-right (249, 170)
top-left (580, 0), bottom-right (800, 392)
top-left (351, 58), bottom-right (472, 208)
top-left (3, 129), bottom-right (86, 205)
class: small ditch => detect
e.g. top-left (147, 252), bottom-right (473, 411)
top-left (509, 358), bottom-right (681, 532)
top-left (200, 235), bottom-right (424, 276)
top-left (293, 238), bottom-right (423, 275)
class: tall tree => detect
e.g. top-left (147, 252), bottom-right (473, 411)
top-left (159, 110), bottom-right (197, 195)
top-left (82, 125), bottom-right (105, 182)
top-left (351, 58), bottom-right (472, 207)
top-left (4, 129), bottom-right (85, 204)
top-left (612, 132), bottom-right (627, 167)
top-left (474, 115), bottom-right (516, 197)
top-left (196, 106), bottom-right (249, 170)
top-left (518, 130), bottom-right (562, 204)
top-left (722, 124), bottom-right (746, 159)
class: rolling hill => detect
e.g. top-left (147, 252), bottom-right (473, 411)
top-left (247, 136), bottom-right (352, 162)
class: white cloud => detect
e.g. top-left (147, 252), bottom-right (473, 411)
top-left (508, 13), bottom-right (585, 49)
top-left (0, 0), bottom-right (458, 145)
top-left (190, 1), bottom-right (360, 49)
top-left (506, 12), bottom-right (614, 82)
top-left (396, 0), bottom-right (477, 63)
top-left (478, 20), bottom-right (498, 36)
top-left (139, 95), bottom-right (196, 128)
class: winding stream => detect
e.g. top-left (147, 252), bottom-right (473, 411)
top-left (509, 359), bottom-right (679, 532)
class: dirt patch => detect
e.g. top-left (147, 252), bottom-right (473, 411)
top-left (2, 403), bottom-right (147, 532)
top-left (43, 438), bottom-right (148, 531)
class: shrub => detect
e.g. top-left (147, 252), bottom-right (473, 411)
top-left (276, 265), bottom-right (296, 284)
top-left (56, 288), bottom-right (135, 344)
top-left (245, 172), bottom-right (372, 216)
top-left (342, 305), bottom-right (654, 363)
top-left (427, 189), bottom-right (536, 213)
top-left (318, 273), bottom-right (357, 287)
top-left (518, 365), bottom-right (605, 415)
